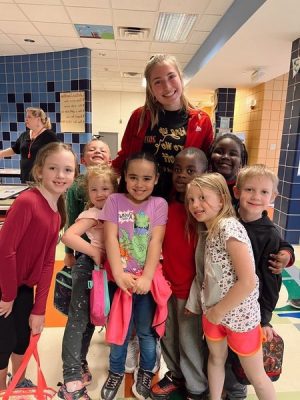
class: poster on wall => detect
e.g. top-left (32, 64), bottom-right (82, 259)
top-left (60, 91), bottom-right (85, 132)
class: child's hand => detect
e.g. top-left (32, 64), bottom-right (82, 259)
top-left (262, 325), bottom-right (275, 342)
top-left (29, 314), bottom-right (45, 335)
top-left (64, 253), bottom-right (76, 267)
top-left (269, 250), bottom-right (290, 274)
top-left (0, 299), bottom-right (14, 317)
top-left (133, 275), bottom-right (151, 295)
top-left (206, 306), bottom-right (224, 325)
top-left (90, 245), bottom-right (101, 267)
top-left (115, 272), bottom-right (137, 295)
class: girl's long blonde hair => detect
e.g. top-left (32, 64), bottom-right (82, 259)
top-left (83, 165), bottom-right (118, 208)
top-left (32, 142), bottom-right (78, 229)
top-left (186, 173), bottom-right (236, 241)
top-left (26, 107), bottom-right (52, 130)
top-left (141, 54), bottom-right (195, 129)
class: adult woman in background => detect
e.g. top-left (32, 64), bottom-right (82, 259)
top-left (112, 54), bottom-right (213, 200)
top-left (0, 107), bottom-right (59, 183)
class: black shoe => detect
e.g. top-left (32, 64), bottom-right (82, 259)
top-left (186, 389), bottom-right (209, 400)
top-left (289, 299), bottom-right (300, 309)
top-left (100, 371), bottom-right (124, 400)
top-left (132, 368), bottom-right (154, 400)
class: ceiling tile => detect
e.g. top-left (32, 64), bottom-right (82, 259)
top-left (182, 43), bottom-right (201, 55)
top-left (113, 10), bottom-right (157, 29)
top-left (17, 0), bottom-right (61, 4)
top-left (81, 38), bottom-right (116, 50)
top-left (0, 21), bottom-right (40, 35)
top-left (117, 50), bottom-right (149, 60)
top-left (159, 0), bottom-right (210, 14)
top-left (0, 44), bottom-right (26, 54)
top-left (20, 45), bottom-right (54, 54)
top-left (46, 36), bottom-right (82, 47)
top-left (67, 7), bottom-right (112, 25)
top-left (118, 59), bottom-right (146, 68)
top-left (204, 0), bottom-right (235, 15)
top-left (0, 33), bottom-right (14, 45)
top-left (8, 34), bottom-right (50, 46)
top-left (195, 14), bottom-right (221, 31)
top-left (116, 40), bottom-right (151, 52)
top-left (33, 22), bottom-right (77, 37)
top-left (188, 30), bottom-right (209, 44)
top-left (150, 42), bottom-right (184, 53)
top-left (111, 0), bottom-right (160, 12)
top-left (92, 57), bottom-right (118, 66)
top-left (0, 4), bottom-right (28, 20)
top-left (63, 0), bottom-right (110, 7)
top-left (18, 4), bottom-right (71, 23)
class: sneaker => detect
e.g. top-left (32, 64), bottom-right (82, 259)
top-left (57, 383), bottom-right (91, 400)
top-left (289, 298), bottom-right (300, 309)
top-left (7, 373), bottom-right (36, 388)
top-left (150, 371), bottom-right (184, 400)
top-left (132, 368), bottom-right (154, 400)
top-left (125, 336), bottom-right (140, 373)
top-left (152, 340), bottom-right (161, 374)
top-left (186, 390), bottom-right (210, 400)
top-left (101, 371), bottom-right (124, 400)
top-left (81, 361), bottom-right (92, 386)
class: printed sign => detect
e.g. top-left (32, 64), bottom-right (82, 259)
top-left (60, 91), bottom-right (85, 132)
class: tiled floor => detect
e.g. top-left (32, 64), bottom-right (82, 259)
top-left (22, 246), bottom-right (300, 399)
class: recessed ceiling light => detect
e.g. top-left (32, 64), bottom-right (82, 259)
top-left (155, 13), bottom-right (197, 42)
top-left (24, 38), bottom-right (35, 43)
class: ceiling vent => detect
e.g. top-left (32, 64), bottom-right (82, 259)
top-left (118, 26), bottom-right (150, 40)
top-left (122, 72), bottom-right (142, 78)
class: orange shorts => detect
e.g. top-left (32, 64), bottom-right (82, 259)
top-left (202, 314), bottom-right (263, 356)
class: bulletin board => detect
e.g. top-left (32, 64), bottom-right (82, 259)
top-left (60, 91), bottom-right (85, 132)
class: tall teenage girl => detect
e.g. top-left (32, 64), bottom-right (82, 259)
top-left (58, 164), bottom-right (118, 400)
top-left (186, 173), bottom-right (276, 400)
top-left (101, 152), bottom-right (171, 400)
top-left (0, 142), bottom-right (77, 390)
top-left (112, 54), bottom-right (213, 200)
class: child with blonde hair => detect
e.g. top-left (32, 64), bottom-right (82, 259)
top-left (59, 164), bottom-right (118, 400)
top-left (0, 142), bottom-right (77, 389)
top-left (234, 164), bottom-right (294, 341)
top-left (186, 173), bottom-right (276, 400)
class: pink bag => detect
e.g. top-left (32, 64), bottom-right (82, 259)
top-left (89, 266), bottom-right (110, 326)
top-left (0, 334), bottom-right (56, 399)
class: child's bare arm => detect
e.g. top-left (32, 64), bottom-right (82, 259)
top-left (62, 218), bottom-right (101, 264)
top-left (206, 238), bottom-right (256, 325)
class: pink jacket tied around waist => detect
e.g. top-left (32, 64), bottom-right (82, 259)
top-left (106, 264), bottom-right (171, 345)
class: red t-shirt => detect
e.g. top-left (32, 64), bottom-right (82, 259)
top-left (0, 188), bottom-right (60, 314)
top-left (162, 201), bottom-right (197, 299)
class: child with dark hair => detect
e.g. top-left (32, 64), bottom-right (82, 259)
top-left (208, 133), bottom-right (248, 208)
top-left (151, 148), bottom-right (209, 400)
top-left (101, 152), bottom-right (171, 400)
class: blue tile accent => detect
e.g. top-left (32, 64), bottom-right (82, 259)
top-left (0, 48), bottom-right (92, 182)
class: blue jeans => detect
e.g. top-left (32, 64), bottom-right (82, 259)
top-left (110, 292), bottom-right (156, 374)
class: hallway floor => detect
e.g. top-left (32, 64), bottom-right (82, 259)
top-left (22, 246), bottom-right (300, 399)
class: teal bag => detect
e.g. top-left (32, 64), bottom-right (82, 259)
top-left (53, 266), bottom-right (72, 316)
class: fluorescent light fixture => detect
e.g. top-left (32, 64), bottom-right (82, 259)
top-left (155, 13), bottom-right (197, 42)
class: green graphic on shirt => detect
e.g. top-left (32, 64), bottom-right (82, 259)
top-left (119, 212), bottom-right (150, 269)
